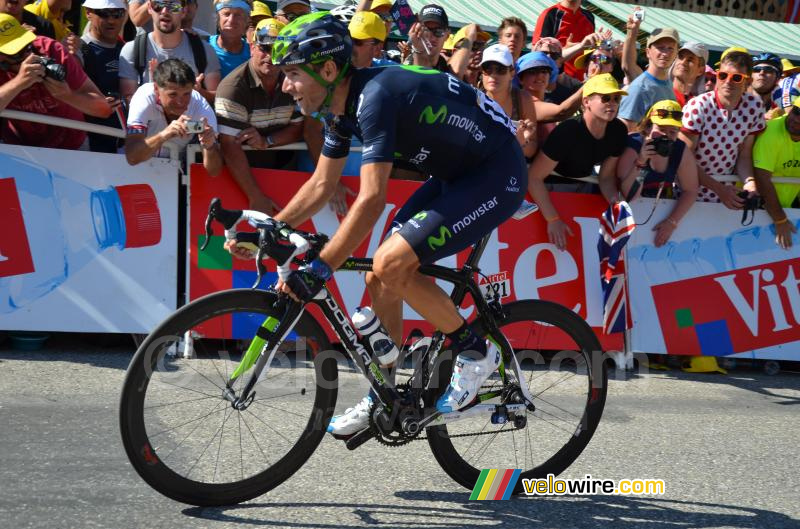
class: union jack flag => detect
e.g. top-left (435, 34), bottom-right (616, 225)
top-left (598, 202), bottom-right (636, 334)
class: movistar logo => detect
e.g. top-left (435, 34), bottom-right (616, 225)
top-left (427, 225), bottom-right (452, 250)
top-left (413, 211), bottom-right (427, 220)
top-left (400, 65), bottom-right (440, 75)
top-left (419, 105), bottom-right (447, 125)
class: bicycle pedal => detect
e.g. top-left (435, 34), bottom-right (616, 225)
top-left (344, 428), bottom-right (375, 450)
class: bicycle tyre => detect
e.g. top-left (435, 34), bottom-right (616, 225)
top-left (119, 289), bottom-right (338, 506)
top-left (427, 300), bottom-right (607, 493)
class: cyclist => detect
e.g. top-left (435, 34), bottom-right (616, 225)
top-left (226, 12), bottom-right (527, 437)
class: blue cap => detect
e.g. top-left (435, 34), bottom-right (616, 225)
top-left (215, 0), bottom-right (251, 14)
top-left (516, 51), bottom-right (558, 84)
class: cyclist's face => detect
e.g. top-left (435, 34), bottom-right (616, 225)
top-left (281, 65), bottom-right (328, 115)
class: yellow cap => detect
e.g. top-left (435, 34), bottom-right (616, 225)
top-left (443, 33), bottom-right (455, 51)
top-left (681, 356), bottom-right (727, 374)
top-left (574, 48), bottom-right (597, 70)
top-left (646, 99), bottom-right (683, 128)
top-left (782, 58), bottom-right (800, 78)
top-left (253, 18), bottom-right (284, 44)
top-left (582, 73), bottom-right (628, 97)
top-left (251, 1), bottom-right (272, 18)
top-left (349, 10), bottom-right (387, 42)
top-left (0, 14), bottom-right (36, 56)
top-left (451, 25), bottom-right (491, 49)
top-left (715, 46), bottom-right (749, 67)
top-left (369, 0), bottom-right (393, 10)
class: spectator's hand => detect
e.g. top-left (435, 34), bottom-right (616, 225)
top-left (598, 27), bottom-right (613, 41)
top-left (148, 58), bottom-right (158, 79)
top-left (408, 22), bottom-right (430, 56)
top-left (717, 184), bottom-right (745, 210)
top-left (765, 105), bottom-right (785, 121)
top-left (198, 118), bottom-right (217, 149)
top-left (61, 32), bottom-right (80, 55)
top-left (328, 182), bottom-right (356, 216)
top-left (397, 40), bottom-right (411, 62)
top-left (516, 119), bottom-right (536, 146)
top-left (13, 54), bottom-right (45, 89)
top-left (627, 13), bottom-right (643, 32)
top-left (223, 238), bottom-right (258, 260)
top-left (579, 32), bottom-right (598, 49)
top-left (547, 218), bottom-right (573, 251)
top-left (42, 76), bottom-right (72, 100)
top-left (636, 140), bottom-right (657, 166)
top-left (565, 33), bottom-right (579, 49)
top-left (160, 114), bottom-right (190, 141)
top-left (249, 194), bottom-right (281, 216)
top-left (195, 72), bottom-right (205, 90)
top-left (652, 218), bottom-right (677, 247)
top-left (236, 127), bottom-right (268, 150)
top-left (461, 23), bottom-right (479, 45)
top-left (21, 23), bottom-right (36, 33)
top-left (775, 219), bottom-right (797, 250)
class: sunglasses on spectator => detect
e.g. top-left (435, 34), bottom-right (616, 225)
top-left (598, 94), bottom-right (622, 104)
top-left (753, 65), bottom-right (779, 74)
top-left (652, 108), bottom-right (683, 121)
top-left (481, 63), bottom-right (511, 75)
top-left (422, 26), bottom-right (446, 38)
top-left (0, 44), bottom-right (32, 65)
top-left (92, 8), bottom-right (126, 19)
top-left (151, 1), bottom-right (184, 13)
top-left (256, 42), bottom-right (274, 54)
top-left (590, 54), bottom-right (611, 65)
top-left (716, 71), bottom-right (749, 83)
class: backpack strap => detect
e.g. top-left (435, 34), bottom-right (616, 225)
top-left (186, 32), bottom-right (208, 84)
top-left (134, 31), bottom-right (147, 84)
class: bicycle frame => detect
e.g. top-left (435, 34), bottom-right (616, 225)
top-left (225, 232), bottom-right (525, 418)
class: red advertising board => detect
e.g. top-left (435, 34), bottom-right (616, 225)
top-left (188, 165), bottom-right (622, 351)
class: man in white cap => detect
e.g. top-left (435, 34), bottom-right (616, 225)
top-left (671, 41), bottom-right (708, 107)
top-left (81, 0), bottom-right (126, 152)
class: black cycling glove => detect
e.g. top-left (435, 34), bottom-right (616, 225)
top-left (284, 258), bottom-right (333, 302)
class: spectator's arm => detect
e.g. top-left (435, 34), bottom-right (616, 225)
top-left (125, 129), bottom-right (172, 165)
top-left (303, 116), bottom-right (324, 165)
top-left (129, 0), bottom-right (151, 27)
top-left (44, 76), bottom-right (112, 118)
top-left (617, 147), bottom-right (639, 198)
top-left (621, 13), bottom-right (643, 83)
top-left (356, 0), bottom-right (372, 11)
top-left (270, 120), bottom-right (304, 147)
top-left (669, 147), bottom-right (700, 224)
top-left (448, 24), bottom-right (478, 81)
top-left (518, 92), bottom-right (538, 158)
top-left (274, 154), bottom-right (349, 228)
top-left (736, 134), bottom-right (756, 183)
top-left (533, 86), bottom-right (583, 122)
top-left (562, 31), bottom-right (598, 63)
top-left (219, 133), bottom-right (280, 214)
top-left (527, 150), bottom-right (573, 250)
top-left (680, 130), bottom-right (716, 191)
top-left (120, 78), bottom-right (138, 102)
top-left (0, 56), bottom-right (44, 110)
top-left (597, 156), bottom-right (620, 203)
top-left (754, 167), bottom-right (785, 222)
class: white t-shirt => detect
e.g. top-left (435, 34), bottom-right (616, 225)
top-left (118, 32), bottom-right (221, 83)
top-left (126, 82), bottom-right (218, 158)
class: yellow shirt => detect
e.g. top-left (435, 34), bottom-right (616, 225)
top-left (752, 114), bottom-right (800, 207)
top-left (24, 0), bottom-right (71, 41)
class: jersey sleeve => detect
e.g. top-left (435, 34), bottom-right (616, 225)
top-left (355, 83), bottom-right (399, 165)
top-left (321, 119), bottom-right (352, 159)
top-left (126, 84), bottom-right (154, 135)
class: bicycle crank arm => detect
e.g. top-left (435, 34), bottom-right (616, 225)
top-left (420, 403), bottom-right (527, 428)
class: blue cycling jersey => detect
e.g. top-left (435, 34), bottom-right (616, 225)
top-left (322, 65), bottom-right (518, 181)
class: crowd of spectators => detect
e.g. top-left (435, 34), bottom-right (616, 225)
top-left (2, 0), bottom-right (800, 249)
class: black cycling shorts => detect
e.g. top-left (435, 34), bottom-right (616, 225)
top-left (391, 140), bottom-right (527, 265)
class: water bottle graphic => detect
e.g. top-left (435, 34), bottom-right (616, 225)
top-left (0, 154), bottom-right (161, 313)
top-left (351, 306), bottom-right (400, 367)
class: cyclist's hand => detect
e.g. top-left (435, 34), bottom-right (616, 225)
top-left (223, 238), bottom-right (257, 260)
top-left (547, 218), bottom-right (574, 251)
top-left (278, 259), bottom-right (332, 302)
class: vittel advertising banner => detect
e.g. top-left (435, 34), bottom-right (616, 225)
top-left (189, 166), bottom-right (623, 351)
top-left (628, 198), bottom-right (800, 361)
top-left (0, 145), bottom-right (178, 333)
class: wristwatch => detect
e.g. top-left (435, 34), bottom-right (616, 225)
top-left (266, 134), bottom-right (275, 148)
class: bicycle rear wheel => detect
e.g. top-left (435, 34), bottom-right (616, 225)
top-left (119, 289), bottom-right (338, 506)
top-left (427, 300), bottom-right (607, 493)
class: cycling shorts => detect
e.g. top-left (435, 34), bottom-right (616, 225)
top-left (391, 140), bottom-right (527, 265)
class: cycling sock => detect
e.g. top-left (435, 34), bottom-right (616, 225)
top-left (447, 321), bottom-right (487, 358)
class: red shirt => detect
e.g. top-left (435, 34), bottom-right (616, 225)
top-left (533, 3), bottom-right (595, 80)
top-left (0, 36), bottom-right (88, 150)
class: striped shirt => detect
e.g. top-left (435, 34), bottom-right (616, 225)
top-left (214, 61), bottom-right (301, 138)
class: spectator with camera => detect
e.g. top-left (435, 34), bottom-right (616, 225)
top-left (527, 73), bottom-right (628, 250)
top-left (214, 18), bottom-right (302, 215)
top-left (125, 58), bottom-right (221, 175)
top-left (680, 49), bottom-right (765, 207)
top-left (616, 100), bottom-right (698, 247)
top-left (80, 0), bottom-right (126, 154)
top-left (0, 0), bottom-right (56, 39)
top-left (0, 14), bottom-right (111, 149)
top-left (618, 27), bottom-right (679, 131)
top-left (209, 0), bottom-right (251, 80)
top-left (574, 43), bottom-right (615, 79)
top-left (748, 99), bottom-right (800, 248)
top-left (118, 0), bottom-right (221, 103)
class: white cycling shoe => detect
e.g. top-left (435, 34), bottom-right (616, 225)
top-left (436, 343), bottom-right (501, 413)
top-left (326, 394), bottom-right (372, 438)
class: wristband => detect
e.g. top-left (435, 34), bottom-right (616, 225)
top-left (774, 217), bottom-right (790, 226)
top-left (666, 217), bottom-right (678, 227)
top-left (744, 177), bottom-right (756, 184)
top-left (545, 215), bottom-right (560, 223)
top-left (308, 257), bottom-right (333, 281)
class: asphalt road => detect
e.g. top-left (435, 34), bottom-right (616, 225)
top-left (1, 334), bottom-right (798, 529)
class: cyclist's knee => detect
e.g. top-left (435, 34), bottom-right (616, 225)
top-left (373, 248), bottom-right (417, 289)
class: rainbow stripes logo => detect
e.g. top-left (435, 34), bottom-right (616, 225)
top-left (469, 469), bottom-right (521, 500)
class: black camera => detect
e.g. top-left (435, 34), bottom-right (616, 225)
top-left (34, 56), bottom-right (66, 82)
top-left (737, 190), bottom-right (764, 211)
top-left (647, 135), bottom-right (674, 157)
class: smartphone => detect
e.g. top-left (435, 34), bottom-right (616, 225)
top-left (513, 200), bottom-right (540, 220)
top-left (633, 8), bottom-right (645, 22)
top-left (186, 120), bottom-right (204, 134)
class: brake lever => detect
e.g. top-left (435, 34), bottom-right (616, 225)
top-left (201, 198), bottom-right (244, 251)
top-left (254, 237), bottom-right (268, 289)
top-left (200, 198), bottom-right (219, 251)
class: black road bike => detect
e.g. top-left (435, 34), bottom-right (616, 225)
top-left (119, 199), bottom-right (607, 506)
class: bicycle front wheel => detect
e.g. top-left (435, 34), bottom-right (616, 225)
top-left (119, 289), bottom-right (338, 506)
top-left (427, 300), bottom-right (607, 493)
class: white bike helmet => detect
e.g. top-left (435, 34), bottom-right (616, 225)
top-left (330, 3), bottom-right (357, 24)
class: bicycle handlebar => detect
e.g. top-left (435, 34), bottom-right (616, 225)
top-left (200, 198), bottom-right (328, 287)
